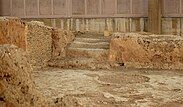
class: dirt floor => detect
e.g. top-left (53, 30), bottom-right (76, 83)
top-left (32, 68), bottom-right (183, 107)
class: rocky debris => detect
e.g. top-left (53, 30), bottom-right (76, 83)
top-left (109, 33), bottom-right (183, 69)
top-left (0, 44), bottom-right (48, 107)
top-left (0, 17), bottom-right (27, 50)
top-left (51, 29), bottom-right (75, 60)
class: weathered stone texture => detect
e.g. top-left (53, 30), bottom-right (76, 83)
top-left (0, 17), bottom-right (27, 50)
top-left (0, 17), bottom-right (76, 68)
top-left (27, 21), bottom-right (53, 68)
top-left (109, 33), bottom-right (183, 69)
top-left (51, 28), bottom-right (75, 60)
top-left (0, 44), bottom-right (47, 107)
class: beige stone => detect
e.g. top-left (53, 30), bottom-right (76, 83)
top-left (48, 32), bottom-right (114, 70)
top-left (0, 44), bottom-right (48, 107)
top-left (0, 17), bottom-right (27, 50)
top-left (51, 28), bottom-right (75, 60)
top-left (27, 21), bottom-right (53, 68)
top-left (109, 33), bottom-right (183, 70)
top-left (103, 30), bottom-right (111, 37)
top-left (0, 17), bottom-right (76, 68)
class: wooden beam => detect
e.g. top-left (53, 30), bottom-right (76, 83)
top-left (148, 0), bottom-right (162, 34)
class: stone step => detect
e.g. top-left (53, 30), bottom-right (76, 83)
top-left (48, 58), bottom-right (113, 70)
top-left (70, 41), bottom-right (110, 49)
top-left (75, 37), bottom-right (110, 43)
top-left (66, 47), bottom-right (109, 61)
top-left (48, 58), bottom-right (94, 69)
top-left (76, 32), bottom-right (104, 38)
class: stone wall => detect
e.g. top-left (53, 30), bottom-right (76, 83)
top-left (23, 18), bottom-right (148, 33)
top-left (0, 17), bottom-right (75, 68)
top-left (0, 17), bottom-right (27, 50)
top-left (0, 44), bottom-right (47, 107)
top-left (162, 18), bottom-right (182, 36)
top-left (23, 18), bottom-right (183, 36)
top-left (109, 33), bottom-right (183, 70)
top-left (26, 21), bottom-right (53, 68)
top-left (0, 18), bottom-right (54, 68)
top-left (51, 29), bottom-right (75, 60)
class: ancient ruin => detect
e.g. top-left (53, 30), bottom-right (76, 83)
top-left (0, 0), bottom-right (183, 107)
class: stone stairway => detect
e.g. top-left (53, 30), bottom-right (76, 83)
top-left (48, 33), bottom-right (118, 70)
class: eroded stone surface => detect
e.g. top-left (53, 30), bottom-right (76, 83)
top-left (109, 33), bottom-right (183, 70)
top-left (0, 44), bottom-right (47, 107)
top-left (0, 17), bottom-right (75, 68)
top-left (27, 21), bottom-right (53, 68)
top-left (0, 17), bottom-right (27, 50)
top-left (51, 28), bottom-right (75, 60)
top-left (33, 68), bottom-right (183, 107)
top-left (48, 32), bottom-right (113, 70)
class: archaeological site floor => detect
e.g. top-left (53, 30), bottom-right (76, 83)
top-left (33, 68), bottom-right (183, 107)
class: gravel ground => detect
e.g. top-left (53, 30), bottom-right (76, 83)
top-left (33, 68), bottom-right (183, 107)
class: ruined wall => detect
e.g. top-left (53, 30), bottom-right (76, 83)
top-left (0, 18), bottom-right (53, 68)
top-left (0, 17), bottom-right (27, 50)
top-left (26, 21), bottom-right (75, 68)
top-left (109, 33), bottom-right (183, 70)
top-left (0, 17), bottom-right (75, 68)
top-left (52, 29), bottom-right (75, 60)
top-left (26, 21), bottom-right (53, 68)
top-left (0, 44), bottom-right (47, 107)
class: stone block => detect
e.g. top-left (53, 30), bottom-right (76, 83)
top-left (104, 30), bottom-right (111, 37)
top-left (0, 44), bottom-right (47, 107)
top-left (27, 21), bottom-right (53, 68)
top-left (51, 28), bottom-right (75, 59)
top-left (109, 33), bottom-right (183, 69)
top-left (0, 17), bottom-right (76, 68)
top-left (0, 17), bottom-right (27, 50)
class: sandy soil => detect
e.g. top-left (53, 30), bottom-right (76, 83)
top-left (33, 68), bottom-right (183, 107)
